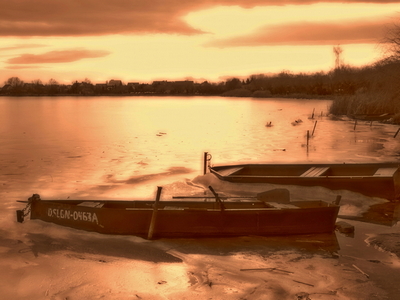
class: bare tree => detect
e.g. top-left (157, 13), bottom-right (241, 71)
top-left (3, 77), bottom-right (24, 95)
top-left (381, 22), bottom-right (400, 62)
top-left (31, 79), bottom-right (43, 85)
top-left (83, 78), bottom-right (92, 84)
top-left (4, 76), bottom-right (24, 87)
top-left (48, 78), bottom-right (58, 86)
top-left (47, 78), bottom-right (59, 95)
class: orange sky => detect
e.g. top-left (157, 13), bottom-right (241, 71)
top-left (0, 0), bottom-right (399, 85)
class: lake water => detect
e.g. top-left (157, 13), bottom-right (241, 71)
top-left (1, 96), bottom-right (400, 299)
top-left (1, 96), bottom-right (399, 200)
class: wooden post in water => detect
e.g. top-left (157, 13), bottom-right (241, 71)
top-left (312, 120), bottom-right (318, 136)
top-left (354, 119), bottom-right (358, 130)
top-left (306, 130), bottom-right (310, 147)
top-left (311, 108), bottom-right (315, 119)
top-left (394, 128), bottom-right (400, 138)
top-left (147, 186), bottom-right (163, 240)
top-left (203, 152), bottom-right (209, 175)
top-left (334, 195), bottom-right (342, 206)
top-left (209, 186), bottom-right (225, 211)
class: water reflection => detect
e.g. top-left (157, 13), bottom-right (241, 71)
top-left (19, 232), bottom-right (181, 263)
top-left (339, 202), bottom-right (400, 227)
top-left (162, 233), bottom-right (340, 257)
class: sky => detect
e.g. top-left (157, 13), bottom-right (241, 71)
top-left (0, 0), bottom-right (399, 85)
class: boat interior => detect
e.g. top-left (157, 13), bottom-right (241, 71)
top-left (45, 198), bottom-right (335, 211)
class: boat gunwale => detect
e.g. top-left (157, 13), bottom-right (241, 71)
top-left (31, 199), bottom-right (337, 210)
top-left (218, 174), bottom-right (395, 179)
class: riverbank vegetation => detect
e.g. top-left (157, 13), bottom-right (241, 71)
top-left (328, 60), bottom-right (400, 124)
top-left (328, 22), bottom-right (400, 124)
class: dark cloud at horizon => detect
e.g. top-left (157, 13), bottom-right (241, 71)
top-left (206, 19), bottom-right (391, 47)
top-left (6, 49), bottom-right (111, 64)
top-left (0, 44), bottom-right (48, 51)
top-left (5, 65), bottom-right (44, 70)
top-left (0, 0), bottom-right (398, 38)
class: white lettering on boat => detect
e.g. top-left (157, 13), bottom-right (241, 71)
top-left (47, 208), bottom-right (98, 224)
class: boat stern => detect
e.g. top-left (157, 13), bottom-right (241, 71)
top-left (394, 168), bottom-right (400, 201)
top-left (16, 194), bottom-right (40, 223)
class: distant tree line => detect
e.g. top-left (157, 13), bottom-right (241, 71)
top-left (0, 64), bottom-right (395, 99)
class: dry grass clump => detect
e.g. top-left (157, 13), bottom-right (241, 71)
top-left (329, 89), bottom-right (400, 122)
top-left (392, 113), bottom-right (400, 124)
top-left (252, 90), bottom-right (272, 98)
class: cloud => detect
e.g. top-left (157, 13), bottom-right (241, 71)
top-left (0, 0), bottom-right (397, 37)
top-left (6, 49), bottom-right (111, 64)
top-left (0, 0), bottom-right (203, 36)
top-left (5, 65), bottom-right (44, 70)
top-left (0, 44), bottom-right (48, 51)
top-left (206, 19), bottom-right (389, 47)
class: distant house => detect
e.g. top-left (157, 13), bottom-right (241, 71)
top-left (60, 85), bottom-right (71, 94)
top-left (127, 82), bottom-right (140, 92)
top-left (152, 80), bottom-right (167, 85)
top-left (174, 80), bottom-right (194, 85)
top-left (23, 83), bottom-right (34, 89)
top-left (171, 80), bottom-right (194, 94)
top-left (95, 83), bottom-right (107, 93)
top-left (106, 79), bottom-right (123, 92)
top-left (79, 82), bottom-right (94, 95)
top-left (107, 79), bottom-right (123, 87)
top-left (152, 80), bottom-right (170, 93)
top-left (0, 84), bottom-right (11, 94)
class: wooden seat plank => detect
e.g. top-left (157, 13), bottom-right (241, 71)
top-left (217, 166), bottom-right (244, 176)
top-left (373, 167), bottom-right (398, 176)
top-left (301, 167), bottom-right (329, 177)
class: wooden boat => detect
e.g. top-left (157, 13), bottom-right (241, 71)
top-left (16, 187), bottom-right (341, 239)
top-left (209, 162), bottom-right (400, 201)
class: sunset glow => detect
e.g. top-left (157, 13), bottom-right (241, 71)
top-left (0, 1), bottom-right (399, 84)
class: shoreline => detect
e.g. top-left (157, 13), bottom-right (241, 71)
top-left (0, 93), bottom-right (332, 99)
top-left (2, 94), bottom-right (399, 125)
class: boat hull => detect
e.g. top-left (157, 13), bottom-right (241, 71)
top-left (27, 198), bottom-right (339, 239)
top-left (210, 163), bottom-right (400, 201)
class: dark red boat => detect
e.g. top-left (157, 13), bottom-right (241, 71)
top-left (209, 162), bottom-right (400, 201)
top-left (16, 187), bottom-right (341, 239)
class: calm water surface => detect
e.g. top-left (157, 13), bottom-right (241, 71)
top-left (0, 96), bottom-right (399, 199)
